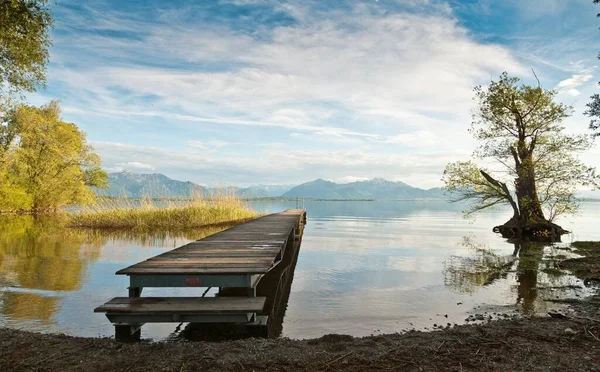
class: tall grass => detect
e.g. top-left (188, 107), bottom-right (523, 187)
top-left (68, 189), bottom-right (260, 230)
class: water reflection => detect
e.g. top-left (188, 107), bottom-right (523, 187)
top-left (0, 201), bottom-right (598, 339)
top-left (0, 215), bottom-right (230, 332)
top-left (444, 237), bottom-right (587, 315)
top-left (443, 237), bottom-right (517, 294)
top-left (514, 242), bottom-right (544, 314)
top-left (0, 216), bottom-right (103, 291)
top-left (0, 216), bottom-right (102, 326)
top-left (2, 292), bottom-right (58, 324)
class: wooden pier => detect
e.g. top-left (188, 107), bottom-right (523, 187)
top-left (94, 209), bottom-right (307, 341)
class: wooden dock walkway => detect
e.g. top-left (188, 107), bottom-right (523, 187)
top-left (95, 209), bottom-right (307, 341)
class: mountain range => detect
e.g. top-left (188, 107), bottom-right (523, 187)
top-left (99, 171), bottom-right (447, 199)
top-left (99, 171), bottom-right (600, 201)
top-left (281, 178), bottom-right (445, 199)
top-left (100, 171), bottom-right (295, 198)
top-left (101, 171), bottom-right (206, 198)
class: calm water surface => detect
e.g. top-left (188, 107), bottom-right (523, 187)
top-left (0, 201), bottom-right (598, 340)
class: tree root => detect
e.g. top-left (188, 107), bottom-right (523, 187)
top-left (493, 217), bottom-right (568, 242)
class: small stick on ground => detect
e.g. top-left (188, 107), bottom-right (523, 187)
top-left (325, 351), bottom-right (354, 367)
top-left (123, 355), bottom-right (143, 372)
top-left (435, 340), bottom-right (446, 352)
top-left (584, 326), bottom-right (600, 342)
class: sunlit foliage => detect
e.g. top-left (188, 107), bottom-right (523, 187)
top-left (0, 0), bottom-right (53, 97)
top-left (443, 72), bottom-right (599, 223)
top-left (0, 101), bottom-right (108, 212)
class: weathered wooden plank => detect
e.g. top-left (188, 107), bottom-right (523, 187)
top-left (117, 267), bottom-right (269, 275)
top-left (95, 296), bottom-right (266, 313)
top-left (159, 251), bottom-right (277, 257)
top-left (183, 242), bottom-right (282, 248)
top-left (145, 257), bottom-right (274, 264)
top-left (203, 231), bottom-right (290, 235)
top-left (197, 239), bottom-right (286, 243)
top-left (128, 265), bottom-right (272, 271)
top-left (116, 209), bottom-right (305, 276)
top-left (157, 249), bottom-right (280, 257)
top-left (172, 247), bottom-right (280, 253)
top-left (201, 235), bottom-right (287, 240)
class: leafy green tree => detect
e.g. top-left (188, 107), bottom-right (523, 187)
top-left (1, 101), bottom-right (108, 212)
top-left (443, 72), bottom-right (599, 239)
top-left (0, 0), bottom-right (53, 97)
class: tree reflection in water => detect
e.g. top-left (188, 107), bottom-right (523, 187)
top-left (0, 215), bottom-right (231, 325)
top-left (444, 236), bottom-right (579, 315)
top-left (0, 215), bottom-right (105, 323)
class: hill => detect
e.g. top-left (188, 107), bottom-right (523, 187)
top-left (100, 171), bottom-right (207, 198)
top-left (99, 172), bottom-right (446, 200)
top-left (234, 184), bottom-right (296, 198)
top-left (100, 172), bottom-right (295, 198)
top-left (281, 178), bottom-right (445, 200)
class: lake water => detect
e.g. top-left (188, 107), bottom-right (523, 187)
top-left (0, 201), bottom-right (598, 340)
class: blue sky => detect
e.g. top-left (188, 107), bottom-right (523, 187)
top-left (30, 0), bottom-right (600, 188)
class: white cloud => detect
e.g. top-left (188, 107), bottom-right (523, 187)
top-left (566, 89), bottom-right (581, 97)
top-left (40, 1), bottom-right (545, 186)
top-left (50, 6), bottom-right (523, 137)
top-left (555, 68), bottom-right (597, 97)
top-left (94, 141), bottom-right (468, 188)
top-left (114, 161), bottom-right (155, 170)
top-left (334, 176), bottom-right (371, 184)
top-left (187, 140), bottom-right (231, 149)
top-left (384, 131), bottom-right (437, 146)
top-left (557, 73), bottom-right (594, 90)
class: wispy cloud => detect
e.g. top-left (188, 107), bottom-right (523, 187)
top-left (556, 70), bottom-right (596, 96)
top-left (112, 161), bottom-right (155, 172)
top-left (30, 0), bottom-right (599, 186)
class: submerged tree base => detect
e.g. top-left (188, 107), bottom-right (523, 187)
top-left (493, 216), bottom-right (568, 242)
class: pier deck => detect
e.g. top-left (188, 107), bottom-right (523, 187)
top-left (95, 209), bottom-right (306, 341)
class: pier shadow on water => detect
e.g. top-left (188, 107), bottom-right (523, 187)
top-left (179, 235), bottom-right (303, 341)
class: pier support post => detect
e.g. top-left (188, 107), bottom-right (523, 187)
top-left (115, 324), bottom-right (141, 342)
top-left (128, 287), bottom-right (142, 297)
top-left (128, 277), bottom-right (143, 297)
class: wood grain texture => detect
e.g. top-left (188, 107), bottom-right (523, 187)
top-left (117, 209), bottom-right (306, 276)
top-left (95, 297), bottom-right (266, 313)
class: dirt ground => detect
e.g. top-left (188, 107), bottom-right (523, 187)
top-left (0, 296), bottom-right (598, 372)
top-left (1, 241), bottom-right (599, 372)
top-left (561, 241), bottom-right (600, 283)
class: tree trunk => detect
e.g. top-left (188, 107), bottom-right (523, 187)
top-left (514, 157), bottom-right (546, 224)
top-left (492, 153), bottom-right (567, 241)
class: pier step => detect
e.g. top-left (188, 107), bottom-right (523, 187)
top-left (94, 296), bottom-right (266, 314)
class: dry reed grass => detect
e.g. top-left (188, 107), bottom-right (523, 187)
top-left (68, 189), bottom-right (260, 230)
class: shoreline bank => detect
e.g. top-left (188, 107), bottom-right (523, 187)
top-left (1, 296), bottom-right (598, 372)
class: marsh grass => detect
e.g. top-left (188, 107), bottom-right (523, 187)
top-left (68, 189), bottom-right (260, 230)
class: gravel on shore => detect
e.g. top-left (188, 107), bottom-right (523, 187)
top-left (1, 306), bottom-right (599, 372)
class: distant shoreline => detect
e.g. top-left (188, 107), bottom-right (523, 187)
top-left (95, 196), bottom-right (600, 203)
top-left (94, 196), bottom-right (452, 202)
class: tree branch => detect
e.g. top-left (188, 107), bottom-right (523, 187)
top-left (522, 69), bottom-right (543, 120)
top-left (480, 170), bottom-right (519, 216)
